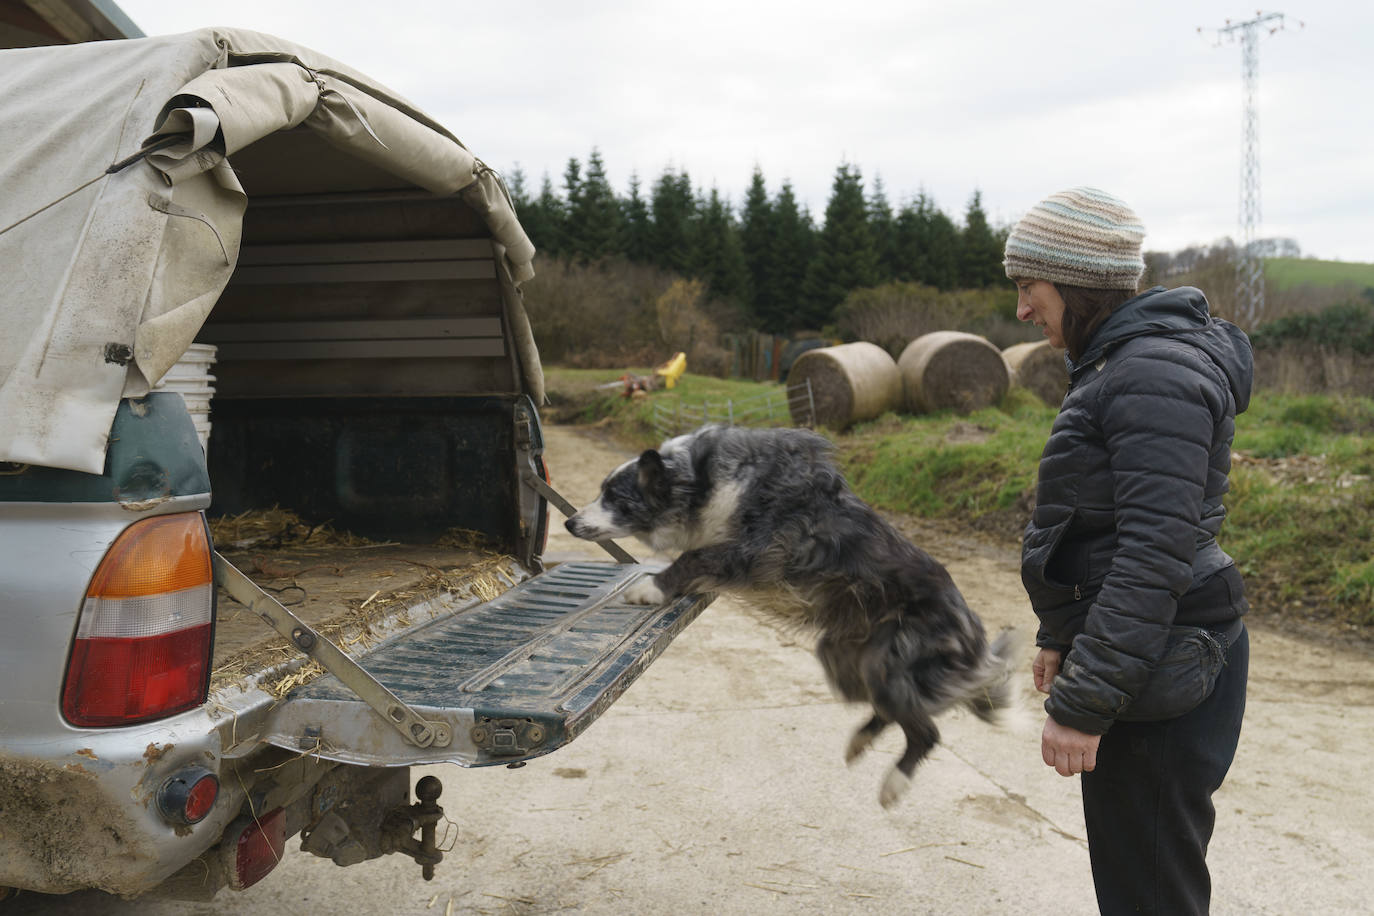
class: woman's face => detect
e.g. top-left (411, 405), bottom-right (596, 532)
top-left (1015, 280), bottom-right (1068, 349)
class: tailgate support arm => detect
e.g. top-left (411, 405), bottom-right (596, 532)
top-left (212, 552), bottom-right (452, 749)
top-left (522, 470), bottom-right (637, 564)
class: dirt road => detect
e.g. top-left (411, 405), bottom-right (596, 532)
top-left (15, 423), bottom-right (1374, 914)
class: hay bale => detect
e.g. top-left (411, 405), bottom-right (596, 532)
top-left (898, 331), bottom-right (1010, 414)
top-left (1003, 340), bottom-right (1069, 406)
top-left (787, 341), bottom-right (902, 429)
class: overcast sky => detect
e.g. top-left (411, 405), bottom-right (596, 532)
top-left (117, 0), bottom-right (1373, 263)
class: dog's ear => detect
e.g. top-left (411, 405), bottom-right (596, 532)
top-left (637, 450), bottom-right (670, 501)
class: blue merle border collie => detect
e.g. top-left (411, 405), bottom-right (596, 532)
top-left (566, 424), bottom-right (1021, 807)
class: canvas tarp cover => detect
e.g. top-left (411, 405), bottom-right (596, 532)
top-left (0, 28), bottom-right (540, 475)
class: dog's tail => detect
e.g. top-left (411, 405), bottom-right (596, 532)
top-left (965, 627), bottom-right (1028, 725)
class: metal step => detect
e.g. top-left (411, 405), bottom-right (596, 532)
top-left (258, 562), bottom-right (708, 767)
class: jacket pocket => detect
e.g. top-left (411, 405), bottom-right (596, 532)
top-left (1044, 533), bottom-right (1090, 592)
top-left (1116, 627), bottom-right (1228, 722)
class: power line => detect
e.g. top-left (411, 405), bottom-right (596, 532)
top-left (1200, 11), bottom-right (1302, 327)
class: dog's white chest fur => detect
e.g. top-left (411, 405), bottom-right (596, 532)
top-left (643, 479), bottom-right (745, 553)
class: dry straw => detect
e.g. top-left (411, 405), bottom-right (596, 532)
top-left (225, 553), bottom-right (516, 698)
top-left (1002, 340), bottom-right (1069, 406)
top-left (787, 342), bottom-right (902, 429)
top-left (208, 507), bottom-right (387, 550)
top-left (898, 331), bottom-right (1010, 415)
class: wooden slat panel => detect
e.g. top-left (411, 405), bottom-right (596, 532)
top-left (240, 190), bottom-right (488, 245)
top-left (210, 279), bottom-right (503, 323)
top-left (237, 239), bottom-right (494, 266)
top-left (232, 260), bottom-right (496, 285)
top-left (212, 339), bottom-right (507, 361)
top-left (211, 358), bottom-right (513, 398)
top-left (200, 318), bottom-right (503, 343)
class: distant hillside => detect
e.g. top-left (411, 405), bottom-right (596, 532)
top-left (1266, 257), bottom-right (1374, 292)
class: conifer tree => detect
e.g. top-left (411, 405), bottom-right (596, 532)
top-left (761, 181), bottom-right (815, 333)
top-left (521, 172), bottom-right (566, 258)
top-left (895, 191), bottom-right (960, 290)
top-left (800, 163), bottom-right (880, 328)
top-left (650, 166), bottom-right (696, 274)
top-left (925, 207), bottom-right (961, 290)
top-left (740, 167), bottom-right (774, 323)
top-left (958, 190), bottom-right (1004, 288)
top-left (868, 175), bottom-right (899, 283)
top-left (690, 187), bottom-right (750, 307)
top-left (561, 157), bottom-right (582, 221)
top-left (567, 148), bottom-right (622, 261)
top-left (894, 193), bottom-right (930, 283)
top-left (621, 172), bottom-right (653, 264)
top-left (506, 165), bottom-right (532, 212)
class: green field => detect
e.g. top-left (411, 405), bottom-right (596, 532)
top-left (545, 367), bottom-right (1374, 629)
top-left (1266, 256), bottom-right (1374, 292)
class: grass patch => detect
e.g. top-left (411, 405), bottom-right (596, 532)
top-left (543, 367), bottom-right (798, 450)
top-left (1226, 392), bottom-right (1374, 626)
top-left (837, 398), bottom-right (1054, 536)
top-left (1265, 256), bottom-right (1374, 292)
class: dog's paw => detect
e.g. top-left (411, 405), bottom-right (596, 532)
top-left (878, 768), bottom-right (912, 809)
top-left (845, 731), bottom-right (875, 765)
top-left (622, 577), bottom-right (666, 606)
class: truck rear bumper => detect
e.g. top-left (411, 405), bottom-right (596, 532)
top-left (0, 715), bottom-right (226, 896)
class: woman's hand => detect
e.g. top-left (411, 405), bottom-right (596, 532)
top-left (1041, 717), bottom-right (1101, 777)
top-left (1032, 649), bottom-right (1102, 776)
top-left (1032, 647), bottom-right (1062, 694)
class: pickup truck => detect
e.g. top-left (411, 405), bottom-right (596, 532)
top-left (0, 30), bottom-right (706, 903)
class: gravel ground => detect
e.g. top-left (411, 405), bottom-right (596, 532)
top-left (12, 423), bottom-right (1374, 915)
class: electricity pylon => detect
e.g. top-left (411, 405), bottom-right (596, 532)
top-left (1202, 12), bottom-right (1299, 327)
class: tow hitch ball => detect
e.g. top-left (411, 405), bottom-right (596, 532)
top-left (382, 775), bottom-right (445, 880)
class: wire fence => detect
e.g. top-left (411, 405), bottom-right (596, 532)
top-left (650, 379), bottom-right (816, 441)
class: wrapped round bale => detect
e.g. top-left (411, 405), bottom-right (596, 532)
top-left (1003, 340), bottom-right (1069, 406)
top-left (787, 342), bottom-right (902, 429)
top-left (898, 331), bottom-right (1010, 414)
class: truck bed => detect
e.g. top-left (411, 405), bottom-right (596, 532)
top-left (206, 510), bottom-right (713, 773)
top-left (211, 541), bottom-right (523, 691)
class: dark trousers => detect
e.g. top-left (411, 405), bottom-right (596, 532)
top-left (1080, 625), bottom-right (1249, 915)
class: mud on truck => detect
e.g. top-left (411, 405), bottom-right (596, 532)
top-left (0, 30), bottom-right (706, 903)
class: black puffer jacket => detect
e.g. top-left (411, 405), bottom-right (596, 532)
top-left (1022, 285), bottom-right (1253, 735)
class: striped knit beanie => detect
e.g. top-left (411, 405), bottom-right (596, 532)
top-left (1003, 187), bottom-right (1146, 290)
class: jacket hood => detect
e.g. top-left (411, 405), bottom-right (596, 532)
top-left (1073, 286), bottom-right (1254, 413)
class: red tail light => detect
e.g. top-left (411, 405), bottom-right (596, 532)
top-left (62, 513), bottom-right (215, 727)
top-left (230, 808), bottom-right (286, 889)
top-left (157, 765), bottom-right (220, 826)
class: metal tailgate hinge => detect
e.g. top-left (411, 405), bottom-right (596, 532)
top-left (212, 552), bottom-right (452, 749)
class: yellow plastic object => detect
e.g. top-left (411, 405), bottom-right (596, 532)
top-left (654, 352), bottom-right (687, 389)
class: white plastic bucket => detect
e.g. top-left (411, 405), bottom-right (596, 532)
top-left (156, 343), bottom-right (217, 454)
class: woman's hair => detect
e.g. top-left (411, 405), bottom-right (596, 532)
top-left (1056, 284), bottom-right (1138, 361)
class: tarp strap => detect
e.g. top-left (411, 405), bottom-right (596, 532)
top-left (304, 65), bottom-right (389, 150)
top-left (0, 135), bottom-right (184, 240)
top-left (107, 133), bottom-right (183, 174)
top-left (146, 193), bottom-right (230, 265)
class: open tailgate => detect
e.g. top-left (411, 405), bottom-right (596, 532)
top-left (253, 561), bottom-right (708, 767)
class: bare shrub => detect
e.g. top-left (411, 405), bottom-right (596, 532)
top-left (1253, 344), bottom-right (1374, 396)
top-left (522, 257), bottom-right (672, 367)
top-left (1268, 281), bottom-right (1369, 320)
top-left (655, 278), bottom-right (733, 377)
top-left (522, 258), bottom-right (739, 374)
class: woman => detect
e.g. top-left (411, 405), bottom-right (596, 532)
top-left (1005, 187), bottom-right (1253, 915)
